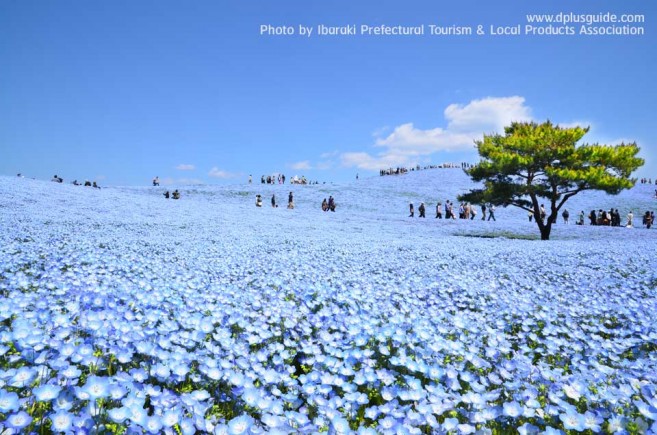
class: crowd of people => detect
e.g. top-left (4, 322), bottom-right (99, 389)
top-left (639, 178), bottom-right (654, 184)
top-left (163, 190), bottom-right (181, 200)
top-left (250, 174), bottom-right (323, 185)
top-left (380, 163), bottom-right (475, 177)
top-left (579, 208), bottom-right (654, 229)
top-left (409, 201), bottom-right (497, 221)
top-left (51, 175), bottom-right (101, 189)
top-left (253, 192), bottom-right (336, 212)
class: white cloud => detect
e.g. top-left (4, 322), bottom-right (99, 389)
top-left (341, 96), bottom-right (533, 170)
top-left (290, 160), bottom-right (312, 170)
top-left (208, 167), bottom-right (237, 179)
top-left (444, 96), bottom-right (532, 133)
top-left (175, 164), bottom-right (196, 171)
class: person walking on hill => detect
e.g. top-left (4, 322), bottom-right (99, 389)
top-left (435, 202), bottom-right (443, 219)
top-left (418, 203), bottom-right (426, 218)
top-left (409, 203), bottom-right (414, 218)
top-left (487, 204), bottom-right (496, 221)
top-left (562, 209), bottom-right (570, 224)
top-left (271, 194), bottom-right (277, 207)
top-left (328, 196), bottom-right (336, 212)
top-left (481, 203), bottom-right (486, 220)
top-left (288, 192), bottom-right (294, 209)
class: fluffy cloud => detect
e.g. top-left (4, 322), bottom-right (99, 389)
top-left (290, 161), bottom-right (312, 170)
top-left (208, 167), bottom-right (237, 179)
top-left (175, 164), bottom-right (196, 171)
top-left (341, 96), bottom-right (533, 170)
top-left (443, 96), bottom-right (532, 133)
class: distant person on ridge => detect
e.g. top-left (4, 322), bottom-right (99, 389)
top-left (481, 203), bottom-right (486, 220)
top-left (255, 194), bottom-right (262, 207)
top-left (418, 203), bottom-right (426, 218)
top-left (435, 202), bottom-right (442, 219)
top-left (626, 210), bottom-right (633, 227)
top-left (153, 176), bottom-right (160, 186)
top-left (487, 204), bottom-right (496, 221)
top-left (271, 194), bottom-right (276, 207)
top-left (288, 192), bottom-right (294, 209)
top-left (328, 196), bottom-right (335, 212)
top-left (562, 209), bottom-right (569, 224)
top-left (164, 191), bottom-right (170, 199)
top-left (409, 203), bottom-right (414, 218)
top-left (321, 198), bottom-right (328, 211)
top-left (172, 190), bottom-right (180, 199)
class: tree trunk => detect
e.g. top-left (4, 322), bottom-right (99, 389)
top-left (540, 223), bottom-right (552, 240)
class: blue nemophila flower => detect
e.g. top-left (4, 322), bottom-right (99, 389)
top-left (518, 422), bottom-right (539, 435)
top-left (6, 411), bottom-right (33, 430)
top-left (33, 384), bottom-right (62, 401)
top-left (10, 366), bottom-right (36, 387)
top-left (144, 415), bottom-right (164, 434)
top-left (0, 390), bottom-right (20, 413)
top-left (503, 400), bottom-right (523, 418)
top-left (49, 410), bottom-right (75, 432)
top-left (635, 399), bottom-right (657, 420)
top-left (560, 411), bottom-right (585, 431)
top-left (179, 418), bottom-right (196, 435)
top-left (81, 375), bottom-right (110, 399)
top-left (227, 414), bottom-right (255, 435)
top-left (108, 406), bottom-right (130, 423)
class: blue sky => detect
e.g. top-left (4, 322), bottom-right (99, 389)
top-left (1, 0), bottom-right (655, 186)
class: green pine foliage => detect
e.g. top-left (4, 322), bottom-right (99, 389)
top-left (459, 121), bottom-right (644, 240)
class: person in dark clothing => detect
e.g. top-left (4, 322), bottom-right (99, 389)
top-left (409, 203), bottom-right (414, 218)
top-left (172, 190), bottom-right (180, 200)
top-left (287, 192), bottom-right (294, 209)
top-left (418, 203), bottom-right (426, 218)
top-left (589, 210), bottom-right (597, 225)
top-left (644, 211), bottom-right (653, 229)
top-left (328, 196), bottom-right (335, 212)
top-left (481, 203), bottom-right (486, 220)
top-left (271, 194), bottom-right (276, 207)
top-left (164, 191), bottom-right (170, 199)
top-left (486, 205), bottom-right (494, 221)
top-left (321, 198), bottom-right (328, 211)
top-left (562, 209), bottom-right (569, 224)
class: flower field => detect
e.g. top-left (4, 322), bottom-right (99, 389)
top-left (1, 172), bottom-right (656, 434)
